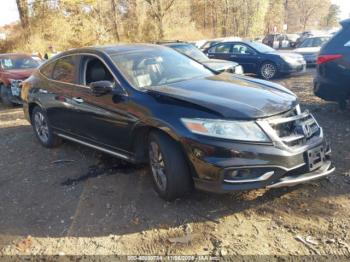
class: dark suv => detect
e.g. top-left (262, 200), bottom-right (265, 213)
top-left (314, 19), bottom-right (350, 109)
top-left (21, 45), bottom-right (334, 200)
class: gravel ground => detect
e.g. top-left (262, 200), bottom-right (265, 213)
top-left (1, 68), bottom-right (350, 259)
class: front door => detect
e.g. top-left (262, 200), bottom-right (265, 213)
top-left (69, 55), bottom-right (136, 154)
top-left (230, 43), bottom-right (259, 73)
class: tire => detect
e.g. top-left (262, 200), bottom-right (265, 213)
top-left (259, 62), bottom-right (278, 80)
top-left (0, 84), bottom-right (14, 106)
top-left (31, 106), bottom-right (62, 148)
top-left (148, 131), bottom-right (192, 201)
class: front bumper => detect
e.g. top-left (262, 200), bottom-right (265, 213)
top-left (183, 110), bottom-right (334, 193)
top-left (187, 138), bottom-right (333, 193)
top-left (279, 62), bottom-right (306, 74)
top-left (7, 83), bottom-right (22, 105)
top-left (266, 160), bottom-right (334, 188)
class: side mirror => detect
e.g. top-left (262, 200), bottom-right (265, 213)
top-left (89, 81), bottom-right (113, 96)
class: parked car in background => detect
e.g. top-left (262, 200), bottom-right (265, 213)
top-left (31, 53), bottom-right (44, 64)
top-left (159, 41), bottom-right (244, 74)
top-left (263, 34), bottom-right (297, 49)
top-left (294, 36), bottom-right (331, 66)
top-left (0, 53), bottom-right (39, 106)
top-left (295, 30), bottom-right (326, 47)
top-left (263, 34), bottom-right (281, 49)
top-left (286, 34), bottom-right (300, 48)
top-left (199, 39), bottom-right (222, 51)
top-left (205, 41), bottom-right (306, 79)
top-left (21, 44), bottom-right (334, 200)
top-left (314, 19), bottom-right (350, 109)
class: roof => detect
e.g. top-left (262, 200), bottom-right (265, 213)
top-left (340, 18), bottom-right (350, 27)
top-left (87, 44), bottom-right (169, 55)
top-left (53, 44), bottom-right (171, 58)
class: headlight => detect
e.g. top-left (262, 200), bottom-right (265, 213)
top-left (280, 55), bottom-right (298, 64)
top-left (234, 65), bottom-right (244, 75)
top-left (181, 118), bottom-right (270, 142)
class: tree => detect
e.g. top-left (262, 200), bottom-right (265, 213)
top-left (110, 0), bottom-right (121, 41)
top-left (16, 0), bottom-right (30, 29)
top-left (144, 0), bottom-right (176, 39)
top-left (286, 0), bottom-right (331, 32)
top-left (322, 4), bottom-right (341, 28)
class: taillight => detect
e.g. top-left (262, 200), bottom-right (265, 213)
top-left (317, 54), bottom-right (343, 65)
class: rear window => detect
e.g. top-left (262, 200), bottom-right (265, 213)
top-left (208, 43), bottom-right (232, 53)
top-left (52, 56), bottom-right (76, 84)
top-left (40, 62), bottom-right (55, 78)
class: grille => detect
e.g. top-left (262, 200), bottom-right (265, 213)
top-left (265, 108), bottom-right (320, 148)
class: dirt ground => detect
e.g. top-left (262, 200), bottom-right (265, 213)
top-left (1, 69), bottom-right (350, 259)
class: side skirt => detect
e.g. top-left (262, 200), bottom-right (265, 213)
top-left (56, 133), bottom-right (134, 162)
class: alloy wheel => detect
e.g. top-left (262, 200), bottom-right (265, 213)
top-left (149, 141), bottom-right (167, 192)
top-left (261, 63), bottom-right (276, 79)
top-left (34, 111), bottom-right (49, 143)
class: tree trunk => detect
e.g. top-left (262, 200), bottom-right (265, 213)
top-left (16, 0), bottom-right (30, 29)
top-left (110, 0), bottom-right (120, 41)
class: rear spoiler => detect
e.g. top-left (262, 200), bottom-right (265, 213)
top-left (340, 18), bottom-right (350, 28)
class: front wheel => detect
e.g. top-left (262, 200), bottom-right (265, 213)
top-left (148, 131), bottom-right (192, 201)
top-left (260, 62), bottom-right (278, 80)
top-left (32, 106), bottom-right (62, 148)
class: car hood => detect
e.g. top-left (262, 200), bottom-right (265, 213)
top-left (267, 51), bottom-right (304, 60)
top-left (294, 47), bottom-right (320, 54)
top-left (146, 73), bottom-right (298, 119)
top-left (1, 69), bottom-right (35, 80)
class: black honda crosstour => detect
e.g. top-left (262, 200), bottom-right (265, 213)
top-left (21, 44), bottom-right (334, 200)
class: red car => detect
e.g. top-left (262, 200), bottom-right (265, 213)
top-left (0, 53), bottom-right (39, 106)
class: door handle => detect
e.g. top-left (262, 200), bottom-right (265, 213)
top-left (207, 54), bottom-right (214, 57)
top-left (73, 97), bottom-right (84, 103)
top-left (230, 54), bottom-right (237, 58)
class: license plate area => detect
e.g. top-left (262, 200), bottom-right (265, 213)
top-left (11, 85), bottom-right (21, 97)
top-left (307, 146), bottom-right (325, 171)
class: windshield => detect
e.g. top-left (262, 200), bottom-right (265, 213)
top-left (299, 37), bottom-right (330, 48)
top-left (248, 42), bottom-right (275, 53)
top-left (171, 44), bottom-right (208, 62)
top-left (111, 48), bottom-right (213, 89)
top-left (0, 56), bottom-right (39, 70)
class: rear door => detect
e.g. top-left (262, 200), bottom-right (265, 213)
top-left (207, 42), bottom-right (233, 61)
top-left (42, 55), bottom-right (79, 133)
top-left (68, 54), bottom-right (135, 154)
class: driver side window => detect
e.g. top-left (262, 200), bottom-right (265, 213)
top-left (82, 56), bottom-right (114, 86)
top-left (232, 44), bottom-right (255, 55)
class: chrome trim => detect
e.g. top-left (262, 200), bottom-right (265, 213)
top-left (224, 171), bottom-right (274, 183)
top-left (226, 162), bottom-right (305, 172)
top-left (266, 161), bottom-right (335, 188)
top-left (281, 134), bottom-right (305, 143)
top-left (257, 110), bottom-right (323, 154)
top-left (267, 111), bottom-right (310, 125)
top-left (57, 133), bottom-right (130, 160)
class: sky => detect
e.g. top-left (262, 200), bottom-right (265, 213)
top-left (0, 0), bottom-right (349, 26)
